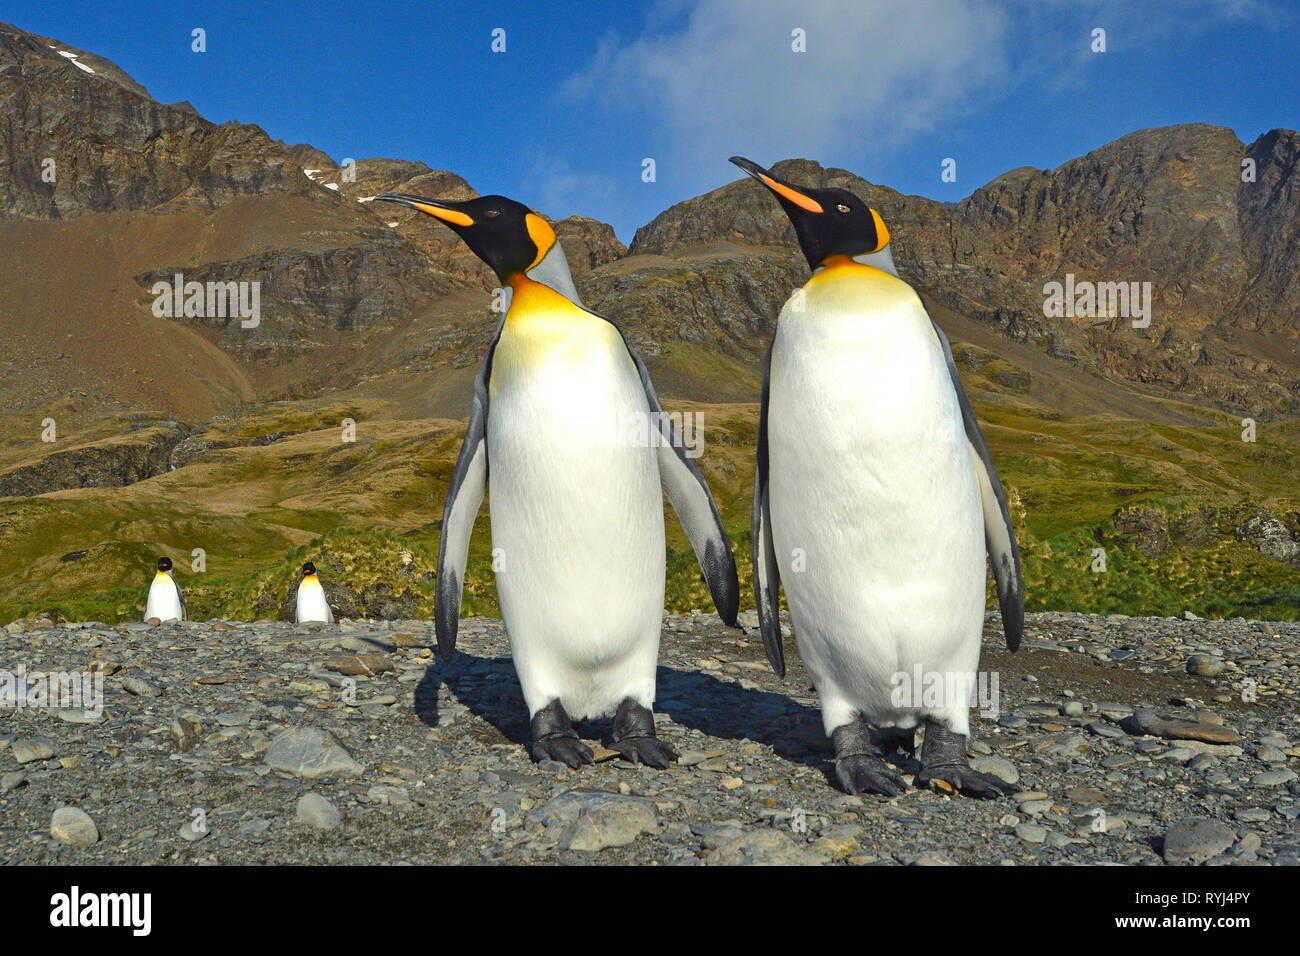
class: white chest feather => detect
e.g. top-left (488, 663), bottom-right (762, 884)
top-left (295, 576), bottom-right (332, 623)
top-left (144, 573), bottom-right (183, 622)
top-left (484, 284), bottom-right (666, 718)
top-left (766, 264), bottom-right (986, 729)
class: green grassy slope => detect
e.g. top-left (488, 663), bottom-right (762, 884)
top-left (1, 387), bottom-right (1297, 624)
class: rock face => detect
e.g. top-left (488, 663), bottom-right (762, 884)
top-left (623, 131), bottom-right (1300, 413)
top-left (577, 246), bottom-right (806, 363)
top-left (3, 16), bottom-right (1300, 451)
top-left (0, 421), bottom-right (189, 496)
top-left (134, 237), bottom-right (446, 363)
top-left (553, 216), bottom-right (627, 274)
top-left (0, 23), bottom-right (314, 218)
top-left (1109, 504), bottom-right (1300, 569)
top-left (0, 18), bottom-right (626, 401)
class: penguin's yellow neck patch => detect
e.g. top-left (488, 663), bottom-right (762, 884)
top-left (493, 275), bottom-right (620, 384)
top-left (506, 274), bottom-right (579, 316)
top-left (805, 255), bottom-right (908, 298)
top-left (814, 254), bottom-right (879, 275)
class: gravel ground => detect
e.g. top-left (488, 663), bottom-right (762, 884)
top-left (2, 609), bottom-right (1298, 865)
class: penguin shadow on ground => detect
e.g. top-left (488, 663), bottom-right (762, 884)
top-left (413, 652), bottom-right (530, 745)
top-left (413, 651), bottom-right (861, 787)
top-left (653, 666), bottom-right (923, 787)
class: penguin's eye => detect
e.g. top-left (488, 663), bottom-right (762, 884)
top-left (836, 204), bottom-right (850, 213)
top-left (484, 209), bottom-right (500, 218)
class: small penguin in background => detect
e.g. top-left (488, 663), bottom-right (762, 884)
top-left (144, 556), bottom-right (185, 623)
top-left (295, 561), bottom-right (334, 624)
top-left (374, 189), bottom-right (740, 769)
top-left (731, 156), bottom-right (1023, 798)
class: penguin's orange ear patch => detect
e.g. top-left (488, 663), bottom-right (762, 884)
top-left (759, 174), bottom-right (824, 214)
top-left (525, 212), bottom-right (557, 269)
top-left (869, 209), bottom-right (890, 251)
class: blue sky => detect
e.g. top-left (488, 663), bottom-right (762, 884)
top-left (8, 0), bottom-right (1297, 242)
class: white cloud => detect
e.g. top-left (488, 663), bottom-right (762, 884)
top-left (563, 0), bottom-right (1284, 187)
top-left (564, 0), bottom-right (1012, 178)
top-left (525, 152), bottom-right (619, 221)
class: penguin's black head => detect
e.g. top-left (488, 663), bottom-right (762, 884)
top-left (302, 561), bottom-right (317, 576)
top-left (156, 557), bottom-right (172, 572)
top-left (373, 193), bottom-right (556, 284)
top-left (729, 157), bottom-right (891, 271)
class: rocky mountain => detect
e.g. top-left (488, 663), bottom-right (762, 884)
top-left (0, 25), bottom-right (313, 217)
top-left (5, 18), bottom-right (1298, 427)
top-left (622, 129), bottom-right (1300, 415)
top-left (2, 19), bottom-right (1299, 626)
top-left (0, 20), bottom-right (624, 427)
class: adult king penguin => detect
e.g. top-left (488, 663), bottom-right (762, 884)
top-left (731, 157), bottom-right (1023, 798)
top-left (374, 190), bottom-right (739, 769)
top-left (295, 561), bottom-right (334, 624)
top-left (144, 556), bottom-right (185, 623)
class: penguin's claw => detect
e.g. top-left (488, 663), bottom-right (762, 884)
top-left (834, 754), bottom-right (908, 797)
top-left (611, 736), bottom-right (678, 769)
top-left (528, 700), bottom-right (591, 768)
top-left (914, 763), bottom-right (1015, 799)
top-left (529, 735), bottom-right (594, 769)
top-left (914, 719), bottom-right (1014, 798)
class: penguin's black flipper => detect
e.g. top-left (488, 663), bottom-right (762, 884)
top-left (613, 327), bottom-right (741, 628)
top-left (173, 575), bottom-right (187, 623)
top-left (752, 340), bottom-right (785, 677)
top-left (928, 319), bottom-right (1024, 651)
top-left (433, 321), bottom-right (501, 663)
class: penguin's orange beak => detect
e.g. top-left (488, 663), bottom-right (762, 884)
top-left (729, 156), bottom-right (824, 214)
top-left (374, 192), bottom-right (475, 226)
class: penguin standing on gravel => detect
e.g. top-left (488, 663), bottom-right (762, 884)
top-left (144, 556), bottom-right (185, 623)
top-left (295, 561), bottom-right (334, 624)
top-left (731, 156), bottom-right (1023, 798)
top-left (374, 190), bottom-right (739, 768)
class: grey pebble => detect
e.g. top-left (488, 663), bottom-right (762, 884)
top-left (529, 788), bottom-right (658, 852)
top-left (263, 727), bottom-right (363, 779)
top-left (1015, 823), bottom-right (1048, 844)
top-left (178, 819), bottom-right (209, 842)
top-left (296, 792), bottom-right (342, 830)
top-left (1252, 769), bottom-right (1297, 787)
top-left (11, 737), bottom-right (55, 763)
top-left (50, 807), bottom-right (99, 847)
top-left (1163, 817), bottom-right (1236, 864)
top-left (970, 754), bottom-right (1019, 785)
top-left (122, 673), bottom-right (162, 697)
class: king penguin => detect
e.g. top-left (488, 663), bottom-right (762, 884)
top-left (374, 190), bottom-right (740, 768)
top-left (295, 561), bottom-right (334, 624)
top-left (731, 157), bottom-right (1024, 798)
top-left (144, 556), bottom-right (185, 623)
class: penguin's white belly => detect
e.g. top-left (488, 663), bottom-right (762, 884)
top-left (144, 575), bottom-right (183, 622)
top-left (768, 277), bottom-right (985, 733)
top-left (488, 313), bottom-right (665, 720)
top-left (296, 578), bottom-right (332, 623)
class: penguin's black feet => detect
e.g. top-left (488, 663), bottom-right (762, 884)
top-left (915, 720), bottom-right (1015, 799)
top-left (831, 721), bottom-right (908, 796)
top-left (528, 700), bottom-right (593, 769)
top-left (610, 698), bottom-right (678, 769)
